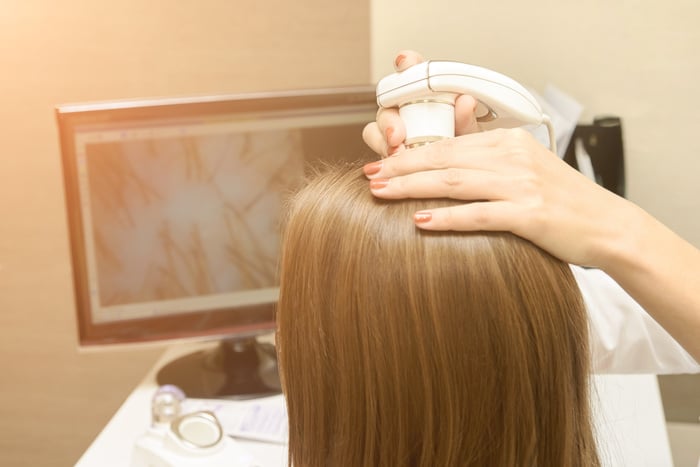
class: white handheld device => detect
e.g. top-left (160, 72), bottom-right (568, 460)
top-left (376, 60), bottom-right (556, 152)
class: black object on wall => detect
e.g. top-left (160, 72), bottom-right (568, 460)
top-left (563, 116), bottom-right (626, 198)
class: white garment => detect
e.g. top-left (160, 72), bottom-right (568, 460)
top-left (571, 265), bottom-right (700, 374)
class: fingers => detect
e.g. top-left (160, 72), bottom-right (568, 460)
top-left (363, 130), bottom-right (508, 179)
top-left (376, 108), bottom-right (406, 150)
top-left (454, 95), bottom-right (480, 136)
top-left (394, 50), bottom-right (425, 71)
top-left (368, 168), bottom-right (512, 201)
top-left (412, 201), bottom-right (521, 233)
top-left (362, 49), bottom-right (423, 158)
top-left (362, 122), bottom-right (386, 158)
top-left (362, 109), bottom-right (407, 158)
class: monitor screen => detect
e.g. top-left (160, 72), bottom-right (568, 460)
top-left (56, 87), bottom-right (377, 397)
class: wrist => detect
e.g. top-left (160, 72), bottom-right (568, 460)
top-left (593, 198), bottom-right (652, 277)
top-left (591, 198), bottom-right (700, 362)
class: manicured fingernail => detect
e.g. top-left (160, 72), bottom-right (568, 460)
top-left (385, 126), bottom-right (394, 144)
top-left (395, 54), bottom-right (406, 68)
top-left (369, 178), bottom-right (389, 190)
top-left (363, 161), bottom-right (382, 176)
top-left (414, 211), bottom-right (432, 223)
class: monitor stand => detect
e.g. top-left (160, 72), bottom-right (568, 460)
top-left (155, 335), bottom-right (281, 399)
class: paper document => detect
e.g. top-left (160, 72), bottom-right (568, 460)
top-left (184, 395), bottom-right (289, 445)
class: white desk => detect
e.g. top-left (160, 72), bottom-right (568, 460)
top-left (77, 342), bottom-right (674, 466)
top-left (77, 342), bottom-right (287, 467)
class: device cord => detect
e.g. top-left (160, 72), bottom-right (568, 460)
top-left (543, 114), bottom-right (557, 155)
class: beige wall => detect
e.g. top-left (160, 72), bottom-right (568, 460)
top-left (0, 1), bottom-right (369, 465)
top-left (370, 0), bottom-right (700, 247)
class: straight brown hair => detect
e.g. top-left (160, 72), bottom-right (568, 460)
top-left (277, 163), bottom-right (600, 466)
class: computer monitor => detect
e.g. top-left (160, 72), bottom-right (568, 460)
top-left (56, 86), bottom-right (377, 398)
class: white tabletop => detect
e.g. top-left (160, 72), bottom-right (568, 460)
top-left (77, 342), bottom-right (673, 467)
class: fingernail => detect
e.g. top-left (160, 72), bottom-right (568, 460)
top-left (369, 178), bottom-right (389, 190)
top-left (388, 145), bottom-right (401, 156)
top-left (363, 161), bottom-right (382, 176)
top-left (385, 126), bottom-right (394, 144)
top-left (395, 54), bottom-right (406, 68)
top-left (414, 211), bottom-right (432, 223)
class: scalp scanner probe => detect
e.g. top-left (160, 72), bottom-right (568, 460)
top-left (376, 60), bottom-right (556, 152)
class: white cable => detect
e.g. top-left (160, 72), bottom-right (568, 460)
top-left (543, 114), bottom-right (557, 154)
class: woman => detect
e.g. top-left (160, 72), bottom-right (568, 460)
top-left (277, 164), bottom-right (600, 466)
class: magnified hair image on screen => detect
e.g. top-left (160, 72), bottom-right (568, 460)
top-left (88, 130), bottom-right (295, 397)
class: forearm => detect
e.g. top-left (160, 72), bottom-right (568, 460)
top-left (600, 203), bottom-right (700, 363)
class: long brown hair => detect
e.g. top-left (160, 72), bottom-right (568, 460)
top-left (277, 163), bottom-right (600, 466)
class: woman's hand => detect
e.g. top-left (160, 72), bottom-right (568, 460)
top-left (362, 50), bottom-right (482, 159)
top-left (363, 126), bottom-right (637, 271)
top-left (362, 50), bottom-right (700, 364)
top-left (361, 49), bottom-right (635, 270)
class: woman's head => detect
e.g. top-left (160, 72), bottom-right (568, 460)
top-left (277, 163), bottom-right (599, 466)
